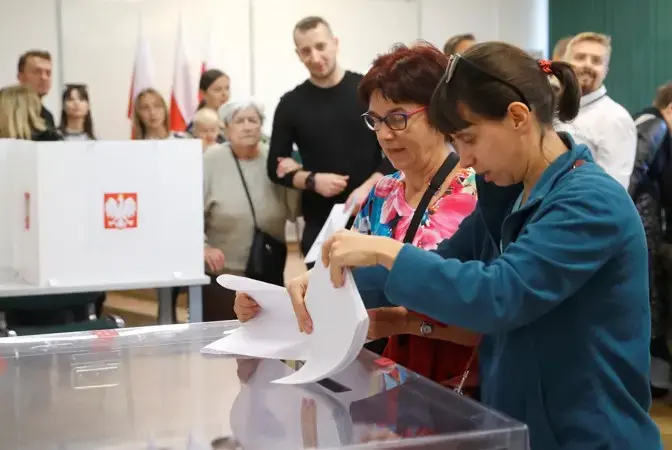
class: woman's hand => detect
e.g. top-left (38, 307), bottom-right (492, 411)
top-left (276, 157), bottom-right (302, 178)
top-left (204, 247), bottom-right (225, 273)
top-left (287, 271), bottom-right (313, 333)
top-left (345, 184), bottom-right (370, 216)
top-left (321, 230), bottom-right (403, 287)
top-left (233, 292), bottom-right (261, 323)
top-left (367, 306), bottom-right (410, 340)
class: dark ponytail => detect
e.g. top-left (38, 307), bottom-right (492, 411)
top-left (549, 60), bottom-right (580, 122)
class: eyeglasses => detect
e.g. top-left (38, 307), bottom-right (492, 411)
top-left (444, 53), bottom-right (530, 109)
top-left (361, 107), bottom-right (426, 131)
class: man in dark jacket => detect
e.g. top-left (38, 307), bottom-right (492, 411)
top-left (17, 49), bottom-right (55, 130)
top-left (630, 82), bottom-right (672, 397)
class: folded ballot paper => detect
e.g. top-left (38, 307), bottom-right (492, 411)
top-left (201, 218), bottom-right (369, 385)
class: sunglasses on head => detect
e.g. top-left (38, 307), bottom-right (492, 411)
top-left (443, 53), bottom-right (530, 109)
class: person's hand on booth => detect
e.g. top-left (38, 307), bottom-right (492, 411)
top-left (205, 247), bottom-right (226, 273)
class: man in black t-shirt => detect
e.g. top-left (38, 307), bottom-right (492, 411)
top-left (267, 16), bottom-right (393, 261)
top-left (17, 49), bottom-right (56, 130)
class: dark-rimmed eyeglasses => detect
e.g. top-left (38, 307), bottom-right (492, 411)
top-left (444, 54), bottom-right (530, 109)
top-left (361, 107), bottom-right (426, 131)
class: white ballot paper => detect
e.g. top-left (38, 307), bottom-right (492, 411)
top-left (200, 276), bottom-right (308, 360)
top-left (272, 219), bottom-right (369, 385)
top-left (304, 202), bottom-right (355, 264)
top-left (201, 217), bottom-right (369, 385)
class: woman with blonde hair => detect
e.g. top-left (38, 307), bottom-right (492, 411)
top-left (132, 88), bottom-right (185, 140)
top-left (0, 84), bottom-right (60, 141)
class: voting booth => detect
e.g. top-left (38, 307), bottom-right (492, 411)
top-left (0, 139), bottom-right (204, 287)
top-left (0, 322), bottom-right (530, 449)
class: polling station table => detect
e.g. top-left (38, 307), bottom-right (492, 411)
top-left (0, 321), bottom-right (529, 449)
top-left (0, 268), bottom-right (208, 323)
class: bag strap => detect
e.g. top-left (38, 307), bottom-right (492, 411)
top-left (403, 152), bottom-right (460, 243)
top-left (231, 149), bottom-right (259, 228)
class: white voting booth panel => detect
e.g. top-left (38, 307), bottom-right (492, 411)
top-left (1, 139), bottom-right (204, 287)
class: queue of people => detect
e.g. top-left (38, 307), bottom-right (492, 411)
top-left (0, 14), bottom-right (670, 450)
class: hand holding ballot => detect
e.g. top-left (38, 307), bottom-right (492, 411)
top-left (320, 229), bottom-right (400, 287)
top-left (203, 212), bottom-right (370, 385)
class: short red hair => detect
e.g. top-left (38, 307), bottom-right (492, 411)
top-left (358, 42), bottom-right (449, 107)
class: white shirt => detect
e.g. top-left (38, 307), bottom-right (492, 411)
top-left (556, 85), bottom-right (636, 189)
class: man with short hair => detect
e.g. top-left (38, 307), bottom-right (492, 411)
top-left (17, 49), bottom-right (55, 130)
top-left (630, 82), bottom-right (672, 397)
top-left (442, 33), bottom-right (476, 56)
top-left (556, 32), bottom-right (636, 190)
top-left (267, 16), bottom-right (393, 262)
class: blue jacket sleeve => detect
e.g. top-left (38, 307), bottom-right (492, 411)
top-left (354, 210), bottom-right (480, 309)
top-left (383, 176), bottom-right (630, 333)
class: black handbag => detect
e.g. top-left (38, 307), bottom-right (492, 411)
top-left (232, 151), bottom-right (287, 286)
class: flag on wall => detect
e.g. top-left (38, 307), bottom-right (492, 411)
top-left (127, 17), bottom-right (155, 137)
top-left (169, 17), bottom-right (197, 132)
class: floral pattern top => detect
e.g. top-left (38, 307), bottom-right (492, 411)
top-left (353, 168), bottom-right (477, 249)
top-left (352, 166), bottom-right (479, 385)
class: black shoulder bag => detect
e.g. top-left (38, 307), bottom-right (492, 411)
top-left (364, 151), bottom-right (460, 356)
top-left (402, 151), bottom-right (460, 243)
top-left (232, 151), bottom-right (287, 286)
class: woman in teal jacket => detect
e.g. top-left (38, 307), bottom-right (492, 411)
top-left (289, 42), bottom-right (662, 449)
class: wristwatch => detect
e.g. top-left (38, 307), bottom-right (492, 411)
top-left (420, 321), bottom-right (434, 336)
top-left (305, 172), bottom-right (316, 191)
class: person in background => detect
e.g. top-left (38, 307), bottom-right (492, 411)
top-left (131, 87), bottom-right (187, 319)
top-left (550, 36), bottom-right (572, 95)
top-left (556, 32), bottom-right (636, 190)
top-left (0, 85), bottom-right (61, 141)
top-left (235, 43), bottom-right (481, 393)
top-left (17, 49), bottom-right (55, 130)
top-left (59, 84), bottom-right (95, 140)
top-left (132, 88), bottom-right (185, 140)
top-left (630, 81), bottom-right (672, 398)
top-left (442, 33), bottom-right (476, 56)
top-left (552, 36), bottom-right (572, 61)
top-left (267, 16), bottom-right (394, 265)
top-left (186, 69), bottom-right (230, 143)
top-left (282, 42), bottom-right (662, 449)
top-left (191, 107), bottom-right (220, 152)
top-left (203, 100), bottom-right (300, 321)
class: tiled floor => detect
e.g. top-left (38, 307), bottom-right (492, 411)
top-left (104, 247), bottom-right (672, 447)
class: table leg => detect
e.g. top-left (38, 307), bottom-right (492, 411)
top-left (156, 287), bottom-right (174, 325)
top-left (188, 285), bottom-right (203, 323)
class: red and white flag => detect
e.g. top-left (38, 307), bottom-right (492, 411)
top-left (169, 17), bottom-right (197, 132)
top-left (127, 17), bottom-right (155, 137)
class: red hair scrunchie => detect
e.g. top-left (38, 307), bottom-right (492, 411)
top-left (538, 59), bottom-right (552, 74)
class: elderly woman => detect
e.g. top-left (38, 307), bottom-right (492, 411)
top-left (202, 100), bottom-right (300, 321)
top-left (233, 44), bottom-right (482, 393)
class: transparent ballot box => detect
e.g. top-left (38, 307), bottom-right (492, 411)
top-left (0, 322), bottom-right (529, 449)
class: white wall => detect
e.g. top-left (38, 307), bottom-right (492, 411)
top-left (0, 0), bottom-right (62, 121)
top-left (0, 0), bottom-right (548, 140)
top-left (61, 0), bottom-right (251, 140)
